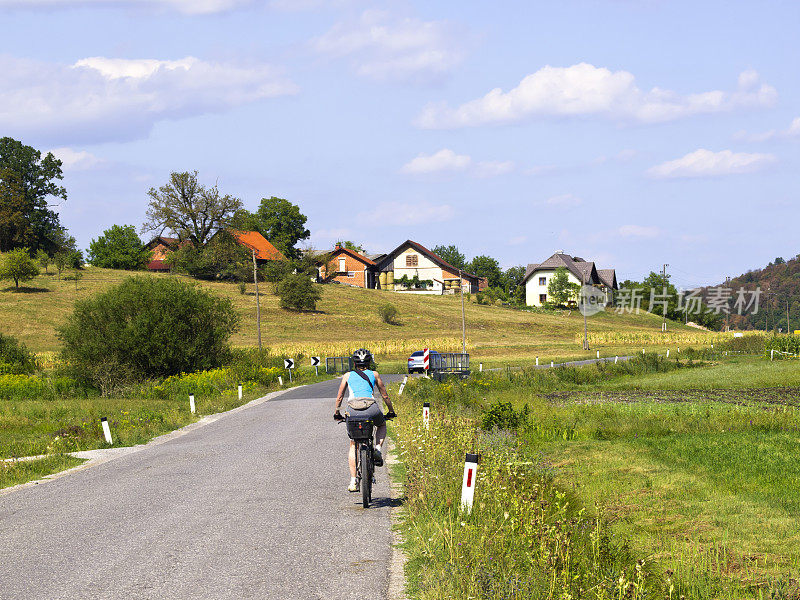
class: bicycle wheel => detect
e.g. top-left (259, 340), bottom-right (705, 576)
top-left (360, 445), bottom-right (371, 508)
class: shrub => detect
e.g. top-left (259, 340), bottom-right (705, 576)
top-left (238, 281), bottom-right (247, 295)
top-left (0, 332), bottom-right (37, 374)
top-left (0, 248), bottom-right (39, 289)
top-left (57, 276), bottom-right (240, 391)
top-left (481, 400), bottom-right (529, 431)
top-left (378, 303), bottom-right (399, 324)
top-left (276, 274), bottom-right (321, 311)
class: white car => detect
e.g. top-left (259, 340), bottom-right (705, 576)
top-left (407, 350), bottom-right (440, 373)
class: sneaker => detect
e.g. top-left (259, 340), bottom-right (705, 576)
top-left (348, 480), bottom-right (359, 493)
top-left (373, 449), bottom-right (384, 467)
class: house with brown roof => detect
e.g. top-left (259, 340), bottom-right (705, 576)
top-left (318, 245), bottom-right (377, 288)
top-left (144, 236), bottom-right (183, 271)
top-left (522, 251), bottom-right (617, 307)
top-left (373, 240), bottom-right (480, 294)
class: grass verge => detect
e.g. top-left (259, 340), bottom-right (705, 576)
top-left (1, 455), bottom-right (85, 489)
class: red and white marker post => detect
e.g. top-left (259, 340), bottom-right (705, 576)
top-left (423, 347), bottom-right (430, 374)
top-left (460, 453), bottom-right (480, 513)
top-left (422, 401), bottom-right (430, 429)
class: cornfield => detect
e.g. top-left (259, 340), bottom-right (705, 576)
top-left (262, 337), bottom-right (470, 358)
top-left (577, 331), bottom-right (743, 346)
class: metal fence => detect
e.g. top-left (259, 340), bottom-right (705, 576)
top-left (326, 356), bottom-right (353, 374)
top-left (430, 353), bottom-right (470, 380)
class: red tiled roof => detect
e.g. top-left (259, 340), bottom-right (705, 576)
top-left (229, 230), bottom-right (286, 261)
top-left (330, 246), bottom-right (376, 266)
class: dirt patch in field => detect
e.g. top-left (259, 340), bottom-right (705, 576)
top-left (544, 388), bottom-right (800, 407)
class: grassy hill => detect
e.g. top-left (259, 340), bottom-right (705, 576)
top-left (1, 268), bottom-right (720, 363)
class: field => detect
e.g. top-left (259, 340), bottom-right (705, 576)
top-left (0, 267), bottom-right (718, 366)
top-left (389, 356), bottom-right (800, 599)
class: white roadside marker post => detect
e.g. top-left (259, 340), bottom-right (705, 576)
top-left (536, 357), bottom-right (539, 366)
top-left (596, 350), bottom-right (600, 359)
top-left (771, 349), bottom-right (774, 361)
top-left (101, 417), bottom-right (113, 444)
top-left (550, 361), bottom-right (554, 368)
top-left (422, 402), bottom-right (430, 430)
top-left (189, 394), bottom-right (196, 414)
top-left (479, 362), bottom-right (483, 372)
top-left (398, 375), bottom-right (408, 395)
top-left (278, 376), bottom-right (283, 386)
top-left (238, 385), bottom-right (243, 401)
top-left (666, 349), bottom-right (670, 358)
top-left (642, 348), bottom-right (645, 355)
top-left (460, 453), bottom-right (480, 514)
top-left (615, 355), bottom-right (618, 364)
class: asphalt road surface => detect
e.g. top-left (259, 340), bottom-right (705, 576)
top-left (0, 375), bottom-right (405, 600)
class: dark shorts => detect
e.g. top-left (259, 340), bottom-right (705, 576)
top-left (348, 400), bottom-right (385, 427)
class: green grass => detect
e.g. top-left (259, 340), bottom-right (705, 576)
top-left (389, 357), bottom-right (800, 599)
top-left (1, 455), bottom-right (85, 489)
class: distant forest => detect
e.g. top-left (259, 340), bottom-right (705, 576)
top-left (727, 255), bottom-right (800, 332)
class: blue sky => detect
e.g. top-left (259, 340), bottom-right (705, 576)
top-left (1, 0), bottom-right (797, 288)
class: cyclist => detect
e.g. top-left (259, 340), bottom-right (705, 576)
top-left (334, 348), bottom-right (396, 492)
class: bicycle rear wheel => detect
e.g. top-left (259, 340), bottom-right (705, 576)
top-left (360, 445), bottom-right (371, 508)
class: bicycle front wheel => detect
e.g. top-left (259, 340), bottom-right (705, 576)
top-left (360, 445), bottom-right (371, 508)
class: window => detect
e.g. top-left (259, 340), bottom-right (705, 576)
top-left (338, 257), bottom-right (346, 272)
top-left (539, 294), bottom-right (547, 303)
top-left (539, 277), bottom-right (547, 286)
top-left (406, 254), bottom-right (418, 267)
top-left (347, 272), bottom-right (355, 278)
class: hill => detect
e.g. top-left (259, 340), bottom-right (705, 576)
top-left (727, 254), bottom-right (800, 331)
top-left (0, 268), bottom-right (718, 363)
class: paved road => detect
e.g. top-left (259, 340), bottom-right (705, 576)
top-left (0, 375), bottom-right (404, 600)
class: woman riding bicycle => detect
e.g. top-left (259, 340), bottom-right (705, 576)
top-left (334, 348), bottom-right (395, 492)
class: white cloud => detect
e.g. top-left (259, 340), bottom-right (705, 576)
top-left (358, 202), bottom-right (455, 225)
top-left (735, 116), bottom-right (800, 142)
top-left (0, 0), bottom-right (256, 14)
top-left (401, 149), bottom-right (471, 174)
top-left (646, 149), bottom-right (776, 179)
top-left (0, 55), bottom-right (297, 144)
top-left (618, 225), bottom-right (660, 239)
top-left (313, 10), bottom-right (464, 83)
top-left (401, 149), bottom-right (514, 178)
top-left (416, 63), bottom-right (777, 128)
top-left (544, 193), bottom-right (583, 207)
top-left (48, 147), bottom-right (103, 171)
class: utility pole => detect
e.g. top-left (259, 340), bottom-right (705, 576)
top-left (253, 249), bottom-right (262, 350)
top-left (661, 264), bottom-right (669, 332)
top-left (787, 298), bottom-right (791, 335)
top-left (582, 270), bottom-right (588, 350)
top-left (459, 269), bottom-right (467, 354)
top-left (725, 276), bottom-right (730, 332)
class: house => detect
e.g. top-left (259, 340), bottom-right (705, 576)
top-left (522, 251), bottom-right (617, 307)
top-left (144, 236), bottom-right (182, 271)
top-left (373, 240), bottom-right (480, 294)
top-left (209, 229), bottom-right (286, 265)
top-left (318, 245), bottom-right (377, 288)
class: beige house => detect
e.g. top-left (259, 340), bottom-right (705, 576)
top-left (372, 240), bottom-right (479, 294)
top-left (522, 251), bottom-right (617, 307)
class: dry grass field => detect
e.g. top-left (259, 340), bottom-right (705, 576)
top-left (1, 267), bottom-right (716, 361)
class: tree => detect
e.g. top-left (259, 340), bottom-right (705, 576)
top-left (468, 255), bottom-right (503, 288)
top-left (547, 267), bottom-right (579, 306)
top-left (231, 197), bottom-right (310, 260)
top-left (88, 224), bottom-right (152, 270)
top-left (432, 244), bottom-right (466, 270)
top-left (276, 274), bottom-right (321, 311)
top-left (53, 251), bottom-right (69, 278)
top-left (143, 171), bottom-right (242, 246)
top-left (0, 138), bottom-right (66, 254)
top-left (502, 265), bottom-right (527, 303)
top-left (58, 276), bottom-right (240, 391)
top-left (36, 249), bottom-right (50, 274)
top-left (0, 248), bottom-right (40, 289)
top-left (167, 230), bottom-right (251, 281)
top-left (339, 240), bottom-right (365, 254)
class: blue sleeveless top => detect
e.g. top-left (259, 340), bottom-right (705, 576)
top-left (347, 369), bottom-right (376, 399)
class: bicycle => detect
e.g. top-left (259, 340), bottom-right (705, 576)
top-left (337, 411), bottom-right (395, 508)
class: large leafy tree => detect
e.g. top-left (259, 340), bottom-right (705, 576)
top-left (468, 254), bottom-right (503, 288)
top-left (432, 244), bottom-right (466, 270)
top-left (0, 138), bottom-right (66, 254)
top-left (231, 197), bottom-right (310, 260)
top-left (502, 265), bottom-right (527, 303)
top-left (547, 267), bottom-right (580, 306)
top-left (143, 171), bottom-right (242, 246)
top-left (88, 224), bottom-right (152, 270)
